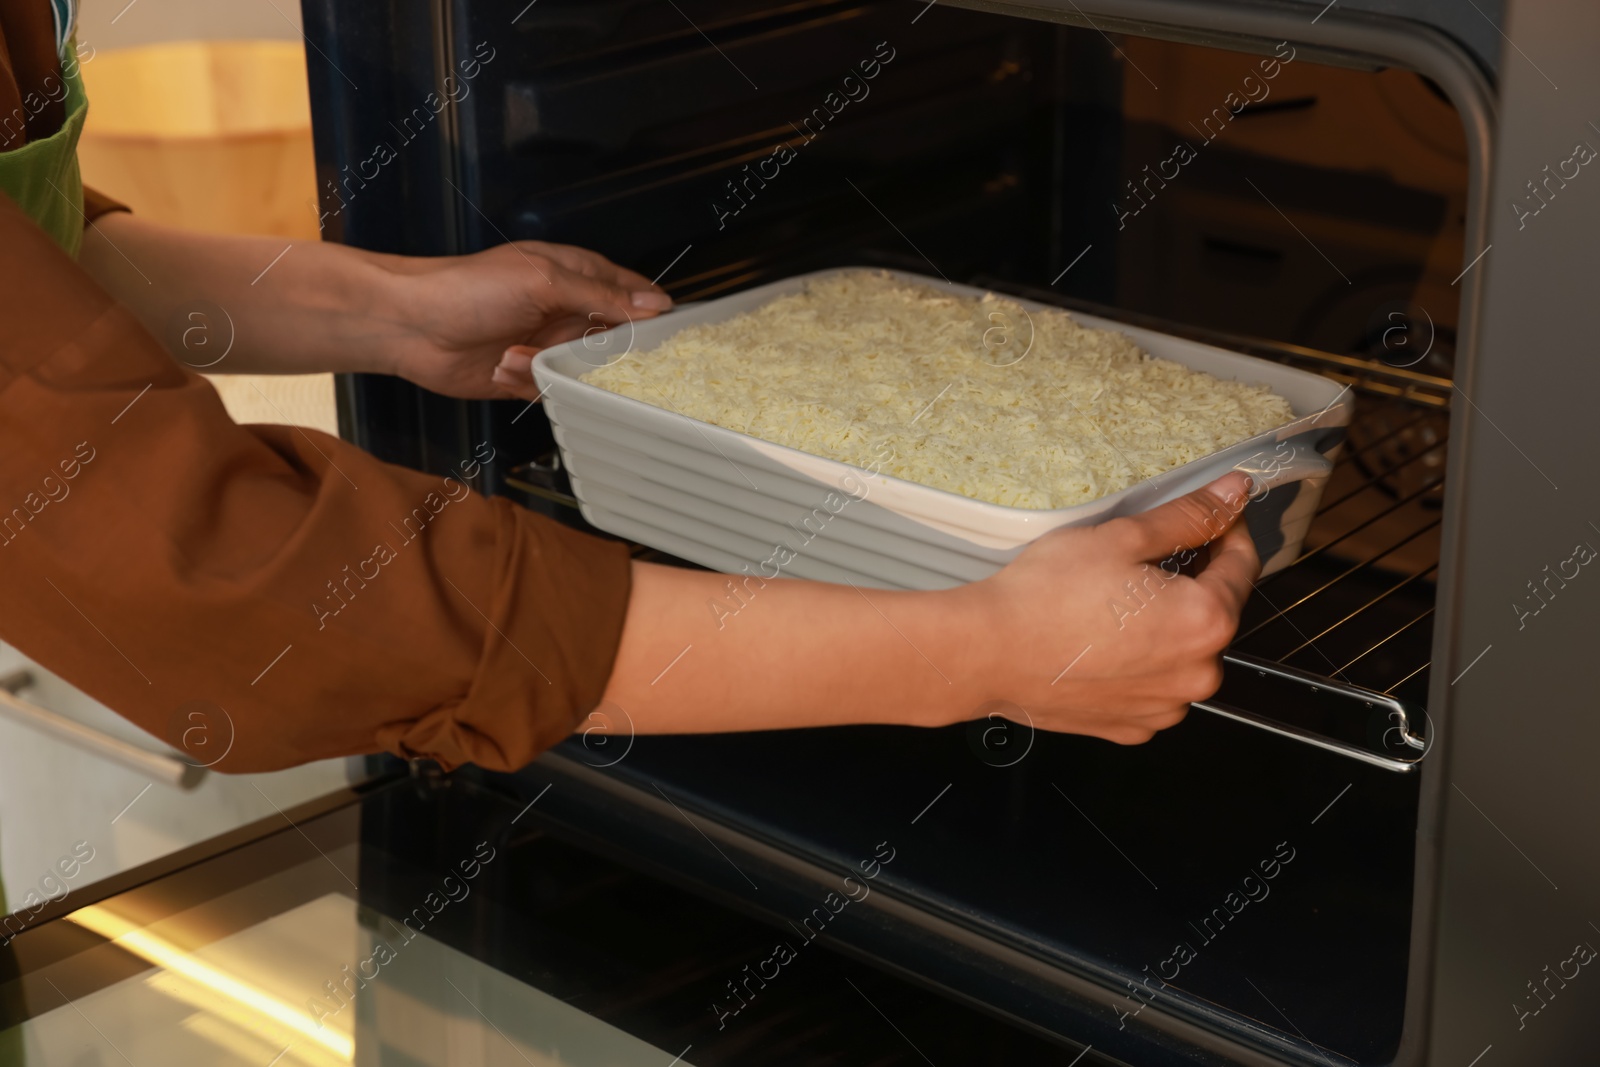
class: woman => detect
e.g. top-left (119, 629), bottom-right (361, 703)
top-left (0, 4), bottom-right (1253, 799)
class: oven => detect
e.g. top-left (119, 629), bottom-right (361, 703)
top-left (299, 1), bottom-right (1600, 1063)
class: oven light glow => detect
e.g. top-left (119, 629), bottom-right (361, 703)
top-left (65, 904), bottom-right (356, 1062)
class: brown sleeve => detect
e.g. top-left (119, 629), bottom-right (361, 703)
top-left (0, 192), bottom-right (634, 773)
top-left (82, 186), bottom-right (129, 222)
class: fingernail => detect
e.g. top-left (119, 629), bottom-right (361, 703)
top-left (498, 347), bottom-right (533, 373)
top-left (491, 367), bottom-right (519, 387)
top-left (631, 290), bottom-right (673, 311)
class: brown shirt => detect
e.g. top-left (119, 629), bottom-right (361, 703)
top-left (0, 10), bottom-right (633, 773)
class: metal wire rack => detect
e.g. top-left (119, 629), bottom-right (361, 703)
top-left (1227, 377), bottom-right (1447, 710)
top-left (972, 278), bottom-right (1451, 712)
top-left (506, 280), bottom-right (1451, 715)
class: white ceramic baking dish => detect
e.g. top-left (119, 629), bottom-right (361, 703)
top-left (533, 268), bottom-right (1352, 590)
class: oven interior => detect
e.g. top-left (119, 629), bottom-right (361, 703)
top-left (333, 2), bottom-right (1469, 1062)
top-left (477, 3), bottom-right (1456, 723)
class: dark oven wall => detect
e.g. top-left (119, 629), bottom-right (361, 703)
top-left (305, 0), bottom-right (1097, 491)
top-left (469, 2), bottom-right (1067, 286)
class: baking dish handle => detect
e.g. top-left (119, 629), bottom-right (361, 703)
top-left (1232, 437), bottom-right (1333, 497)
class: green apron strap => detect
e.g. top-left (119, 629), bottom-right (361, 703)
top-left (0, 38), bottom-right (90, 257)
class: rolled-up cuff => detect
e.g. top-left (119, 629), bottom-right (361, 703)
top-left (376, 504), bottom-right (635, 772)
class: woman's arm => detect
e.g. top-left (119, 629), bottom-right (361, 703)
top-left (68, 210), bottom-right (1258, 758)
top-left (2, 194), bottom-right (637, 774)
top-left (605, 473), bottom-right (1258, 744)
top-left (77, 213), bottom-right (672, 397)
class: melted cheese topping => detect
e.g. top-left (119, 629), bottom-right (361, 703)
top-left (583, 271), bottom-right (1295, 509)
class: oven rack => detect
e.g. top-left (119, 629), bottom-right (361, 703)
top-left (1230, 390), bottom-right (1444, 707)
top-left (503, 298), bottom-right (1448, 764)
top-left (969, 278), bottom-right (1448, 713)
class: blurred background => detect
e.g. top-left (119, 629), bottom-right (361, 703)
top-left (75, 0), bottom-right (336, 435)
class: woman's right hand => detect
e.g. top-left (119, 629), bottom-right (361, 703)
top-left (971, 472), bottom-right (1259, 744)
top-left (602, 472), bottom-right (1259, 747)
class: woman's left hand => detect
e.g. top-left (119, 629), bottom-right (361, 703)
top-left (80, 218), bottom-right (672, 394)
top-left (383, 240), bottom-right (671, 400)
